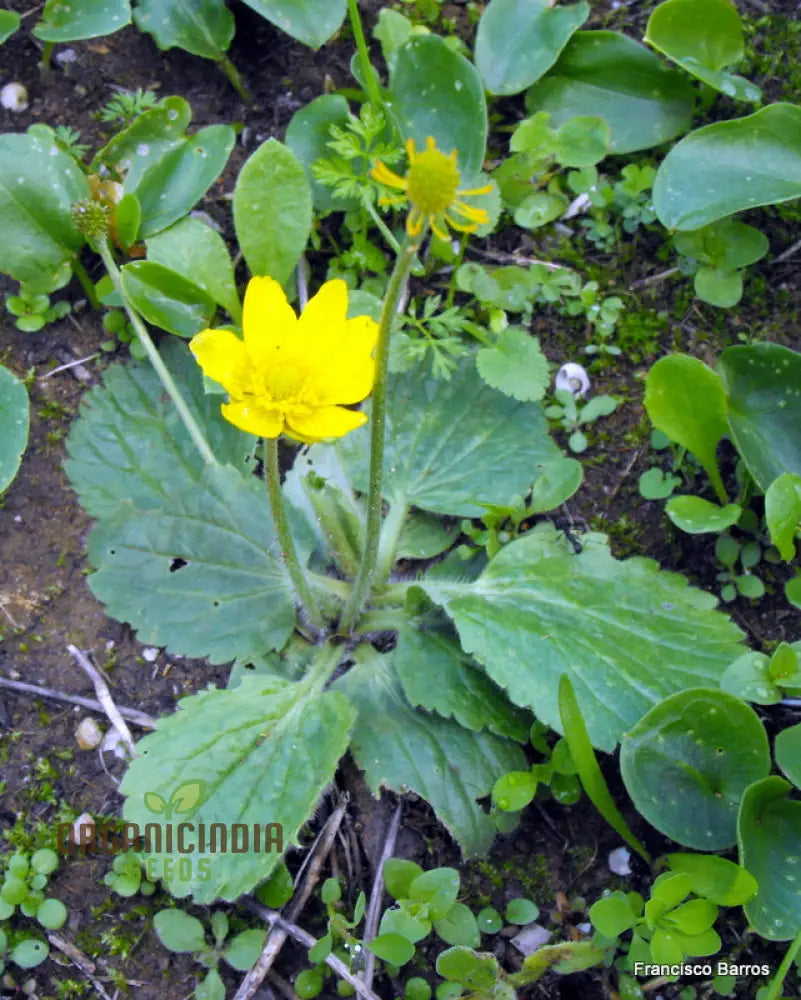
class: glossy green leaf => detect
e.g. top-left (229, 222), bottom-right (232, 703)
top-left (513, 191), bottom-right (568, 229)
top-left (65, 341), bottom-right (256, 519)
top-left (0, 10), bottom-right (21, 42)
top-left (10, 939), bottom-right (49, 969)
top-left (239, 0), bottom-right (346, 49)
top-left (0, 133), bottom-right (88, 290)
top-left (644, 354), bottom-right (728, 504)
top-left (153, 909), bottom-right (207, 952)
top-left (553, 115), bottom-right (611, 167)
top-left (474, 0), bottom-right (589, 96)
top-left (384, 859), bottom-right (424, 901)
top-left (720, 651), bottom-right (782, 705)
top-left (133, 0), bottom-right (233, 59)
top-left (368, 933), bottom-right (415, 966)
top-left (786, 574), bottom-right (801, 609)
top-left (133, 125), bottom-right (235, 238)
top-left (665, 497), bottom-right (742, 534)
top-left (673, 219), bottom-right (768, 271)
top-left (423, 526), bottom-right (743, 751)
top-left (525, 31), bottom-right (694, 155)
top-left (738, 777), bottom-right (801, 940)
top-left (389, 34), bottom-right (487, 181)
top-left (718, 342), bottom-right (801, 490)
top-left (409, 869), bottom-right (460, 920)
top-left (336, 647), bottom-right (526, 856)
top-left (34, 0), bottom-right (130, 41)
top-left (121, 677), bottom-right (354, 901)
top-left (0, 365), bottom-right (29, 495)
top-left (285, 94), bottom-right (356, 212)
top-left (434, 903), bottom-right (480, 948)
top-left (94, 97), bottom-right (191, 187)
top-left (336, 356), bottom-right (560, 517)
top-left (395, 628), bottom-right (529, 741)
top-left (120, 260), bottom-right (216, 338)
top-left (233, 139), bottom-right (312, 285)
top-left (492, 770), bottom-right (537, 811)
top-left (765, 473), bottom-right (801, 561)
top-left (146, 217), bottom-right (241, 323)
top-left (590, 892), bottom-right (638, 938)
top-left (115, 192), bottom-right (141, 250)
top-left (621, 688), bottom-right (770, 849)
top-left (645, 0), bottom-right (759, 102)
top-left (694, 267), bottom-right (742, 308)
top-left (775, 724), bottom-right (801, 790)
top-left (475, 327), bottom-right (549, 401)
top-left (665, 853), bottom-right (757, 906)
top-left (653, 104), bottom-right (801, 231)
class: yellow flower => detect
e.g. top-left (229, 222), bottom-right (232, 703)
top-left (190, 277), bottom-right (378, 444)
top-left (372, 136), bottom-right (493, 241)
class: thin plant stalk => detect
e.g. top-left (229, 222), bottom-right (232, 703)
top-left (762, 929), bottom-right (801, 1000)
top-left (95, 240), bottom-right (217, 465)
top-left (218, 55), bottom-right (251, 103)
top-left (72, 258), bottom-right (101, 310)
top-left (264, 438), bottom-right (325, 634)
top-left (346, 0), bottom-right (383, 111)
top-left (339, 235), bottom-right (419, 632)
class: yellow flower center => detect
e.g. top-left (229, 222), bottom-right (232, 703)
top-left (406, 147), bottom-right (460, 217)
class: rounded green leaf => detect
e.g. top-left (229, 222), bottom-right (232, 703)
top-left (505, 899), bottom-right (539, 925)
top-left (31, 849), bottom-right (59, 875)
top-left (295, 967), bottom-right (325, 999)
top-left (133, 0), bottom-right (233, 59)
top-left (554, 116), bottom-right (611, 168)
top-left (775, 724), bottom-right (801, 790)
top-left (239, 0), bottom-right (346, 49)
top-left (0, 133), bottom-right (88, 290)
top-left (718, 342), bottom-right (801, 491)
top-left (233, 138), bottom-right (312, 285)
top-left (0, 365), bottom-right (29, 495)
top-left (644, 354), bottom-right (728, 503)
top-left (120, 261), bottom-right (216, 339)
top-left (621, 688), bottom-right (770, 849)
top-left (434, 903), bottom-right (480, 948)
top-left (665, 497), bottom-right (742, 534)
top-left (476, 907), bottom-right (503, 934)
top-left (475, 0), bottom-right (589, 96)
top-left (380, 906), bottom-right (431, 944)
top-left (285, 94), bottom-right (355, 212)
top-left (0, 10), bottom-right (21, 42)
top-left (36, 898), bottom-right (67, 930)
top-left (223, 929), bottom-right (268, 971)
top-left (10, 939), bottom-right (49, 969)
top-left (720, 652), bottom-right (779, 705)
top-left (738, 777), bottom-right (801, 940)
top-left (787, 575), bottom-right (801, 609)
top-left (256, 860), bottom-right (294, 909)
top-left (492, 770), bottom-right (537, 812)
top-left (765, 473), bottom-right (801, 561)
top-left (196, 969), bottom-right (226, 1000)
top-left (1, 878), bottom-right (27, 905)
top-left (7, 855), bottom-right (29, 879)
top-left (367, 933), bottom-right (415, 966)
top-left (528, 457), bottom-right (583, 515)
top-left (384, 859), bottom-right (424, 901)
top-left (34, 0), bottom-right (130, 42)
top-left (590, 892), bottom-right (638, 938)
top-left (694, 267), bottom-right (742, 309)
top-left (665, 853), bottom-right (757, 906)
top-left (389, 34), bottom-right (487, 181)
top-left (405, 976), bottom-right (432, 1000)
top-left (409, 868), bottom-right (460, 921)
top-left (673, 218), bottom-right (768, 271)
top-left (654, 103), bottom-right (801, 231)
top-left (153, 909), bottom-right (207, 953)
top-left (513, 191), bottom-right (568, 229)
top-left (525, 31), bottom-right (694, 155)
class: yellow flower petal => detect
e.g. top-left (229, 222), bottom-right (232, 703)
top-left (372, 160), bottom-right (408, 190)
top-left (221, 399), bottom-right (284, 438)
top-left (303, 314), bottom-right (378, 405)
top-left (189, 328), bottom-right (249, 395)
top-left (284, 404), bottom-right (367, 443)
top-left (242, 275), bottom-right (298, 368)
top-left (296, 279), bottom-right (348, 357)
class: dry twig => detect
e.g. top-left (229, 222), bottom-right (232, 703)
top-left (66, 644), bottom-right (138, 756)
top-left (0, 675), bottom-right (156, 728)
top-left (46, 932), bottom-right (116, 1000)
top-left (362, 802), bottom-right (403, 993)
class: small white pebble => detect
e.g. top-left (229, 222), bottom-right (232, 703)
top-left (576, 922), bottom-right (593, 935)
top-left (1, 82), bottom-right (29, 112)
top-left (75, 716), bottom-right (104, 749)
top-left (608, 846), bottom-right (632, 876)
top-left (555, 362), bottom-right (591, 398)
top-left (13, 514), bottom-right (22, 523)
top-left (141, 646), bottom-right (159, 662)
top-left (104, 640), bottom-right (115, 651)
top-left (71, 812), bottom-right (95, 845)
top-left (511, 923), bottom-right (552, 956)
top-left (55, 48), bottom-right (77, 64)
top-left (7, 669), bottom-right (20, 680)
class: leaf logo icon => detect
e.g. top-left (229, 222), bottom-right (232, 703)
top-left (143, 781), bottom-right (206, 819)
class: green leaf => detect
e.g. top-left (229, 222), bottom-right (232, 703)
top-left (132, 125), bottom-right (235, 238)
top-left (474, 0), bottom-right (589, 96)
top-left (434, 903), bottom-right (480, 948)
top-left (389, 34), bottom-right (487, 181)
top-left (223, 929), bottom-right (268, 971)
top-left (738, 777), bottom-right (801, 940)
top-left (146, 217), bottom-right (242, 324)
top-left (775, 724), bottom-right (801, 790)
top-left (410, 869), bottom-right (460, 921)
top-left (10, 939), bottom-right (49, 969)
top-left (256, 860), bottom-right (294, 908)
top-left (233, 139), bottom-right (312, 285)
top-left (0, 133), bottom-right (88, 290)
top-left (665, 853), bottom-right (757, 906)
top-left (196, 970), bottom-right (226, 1000)
top-left (153, 910), bottom-right (207, 952)
top-left (368, 933), bottom-right (415, 966)
top-left (505, 899), bottom-right (539, 925)
top-left (527, 457), bottom-right (583, 514)
top-left (644, 353), bottom-right (728, 504)
top-left (285, 95), bottom-right (355, 212)
top-left (34, 0), bottom-right (130, 41)
top-left (786, 574), bottom-right (801, 609)
top-left (35, 899), bottom-right (67, 930)
top-left (475, 327), bottom-right (549, 401)
top-left (422, 526), bottom-right (744, 751)
top-left (383, 859), bottom-right (424, 901)
top-left (133, 0), bottom-right (233, 59)
top-left (94, 97), bottom-right (191, 188)
top-left (765, 474), bottom-right (801, 561)
top-left (308, 931), bottom-right (333, 964)
top-left (492, 770), bottom-right (536, 811)
top-left (30, 849), bottom-right (58, 875)
top-left (476, 908), bottom-right (502, 935)
top-left (115, 192), bottom-right (141, 249)
top-left (86, 463), bottom-right (294, 663)
top-left (554, 116), bottom-right (610, 168)
top-left (644, 0), bottom-right (759, 102)
top-left (0, 365), bottom-right (29, 495)
top-left (621, 688), bottom-right (770, 849)
top-left (65, 341), bottom-right (256, 519)
top-left (120, 261), bottom-right (216, 338)
top-left (239, 0), bottom-right (346, 49)
top-left (719, 342), bottom-right (801, 491)
top-left (653, 104), bottom-right (801, 231)
top-left (525, 31), bottom-right (694, 155)
top-left (335, 356), bottom-right (560, 517)
top-left (121, 675), bottom-right (354, 901)
top-left (336, 647), bottom-right (526, 856)
top-left (513, 191), bottom-right (568, 229)
top-left (590, 892), bottom-right (639, 938)
top-left (720, 651), bottom-right (781, 705)
top-left (665, 497), bottom-right (742, 534)
top-left (0, 10), bottom-right (20, 42)
top-left (396, 512), bottom-right (457, 561)
top-left (374, 9), bottom-right (413, 75)
top-left (380, 904), bottom-right (431, 944)
top-left (694, 266), bottom-right (742, 308)
top-left (673, 219), bottom-right (768, 271)
top-left (395, 627), bottom-right (529, 742)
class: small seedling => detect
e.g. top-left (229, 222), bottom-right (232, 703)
top-left (5, 288), bottom-right (70, 333)
top-left (545, 390), bottom-right (618, 453)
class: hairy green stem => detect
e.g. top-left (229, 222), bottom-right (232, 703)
top-left (72, 258), bottom-right (101, 310)
top-left (218, 56), bottom-right (251, 103)
top-left (300, 640), bottom-right (344, 697)
top-left (264, 439), bottom-right (325, 634)
top-left (96, 240), bottom-right (217, 465)
top-left (763, 929), bottom-right (801, 1000)
top-left (346, 0), bottom-right (383, 111)
top-left (375, 501), bottom-right (408, 585)
top-left (339, 236), bottom-right (419, 632)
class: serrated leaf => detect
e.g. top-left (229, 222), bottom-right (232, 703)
top-left (86, 463), bottom-right (295, 663)
top-left (335, 356), bottom-right (560, 517)
top-left (0, 365), bottom-right (29, 495)
top-left (422, 526), bottom-right (744, 751)
top-left (133, 0), bottom-right (233, 59)
top-left (239, 0), bottom-right (346, 49)
top-left (336, 647), bottom-right (526, 856)
top-left (65, 340), bottom-right (256, 519)
top-left (475, 327), bottom-right (549, 401)
top-left (394, 627), bottom-right (529, 741)
top-left (121, 675), bottom-right (354, 901)
top-left (34, 0), bottom-right (130, 42)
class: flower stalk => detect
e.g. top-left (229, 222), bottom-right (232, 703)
top-left (346, 0), bottom-right (384, 113)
